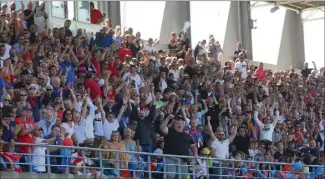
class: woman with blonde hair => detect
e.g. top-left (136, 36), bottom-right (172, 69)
top-left (122, 127), bottom-right (139, 177)
top-left (114, 25), bottom-right (122, 48)
top-left (106, 131), bottom-right (129, 176)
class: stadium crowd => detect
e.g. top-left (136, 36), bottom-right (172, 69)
top-left (0, 1), bottom-right (324, 179)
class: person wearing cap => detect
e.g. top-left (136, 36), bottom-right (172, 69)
top-left (1, 3), bottom-right (7, 15)
top-left (160, 114), bottom-right (198, 179)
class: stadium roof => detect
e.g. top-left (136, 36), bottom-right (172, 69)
top-left (251, 1), bottom-right (325, 13)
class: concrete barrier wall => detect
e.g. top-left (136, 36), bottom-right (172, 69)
top-left (0, 172), bottom-right (124, 179)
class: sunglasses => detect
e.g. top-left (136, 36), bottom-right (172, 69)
top-left (3, 99), bottom-right (10, 101)
top-left (20, 94), bottom-right (27, 96)
top-left (46, 89), bottom-right (53, 91)
top-left (29, 88), bottom-right (36, 90)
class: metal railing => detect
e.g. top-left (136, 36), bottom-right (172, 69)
top-left (0, 142), bottom-right (324, 179)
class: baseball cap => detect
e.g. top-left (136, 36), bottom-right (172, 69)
top-left (1, 3), bottom-right (7, 8)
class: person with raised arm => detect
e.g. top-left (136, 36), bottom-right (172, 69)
top-left (160, 114), bottom-right (198, 179)
top-left (254, 109), bottom-right (279, 145)
top-left (207, 116), bottom-right (237, 179)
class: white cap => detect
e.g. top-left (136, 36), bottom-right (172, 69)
top-left (28, 84), bottom-right (37, 89)
top-left (98, 79), bottom-right (105, 87)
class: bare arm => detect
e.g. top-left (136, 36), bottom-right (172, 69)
top-left (272, 110), bottom-right (279, 126)
top-left (229, 125), bottom-right (237, 143)
top-left (160, 114), bottom-right (173, 135)
top-left (254, 110), bottom-right (263, 127)
top-left (206, 116), bottom-right (216, 141)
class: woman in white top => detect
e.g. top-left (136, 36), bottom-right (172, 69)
top-left (61, 109), bottom-right (74, 138)
top-left (72, 111), bottom-right (87, 145)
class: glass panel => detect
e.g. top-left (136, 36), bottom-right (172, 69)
top-left (52, 1), bottom-right (74, 20)
top-left (77, 1), bottom-right (90, 23)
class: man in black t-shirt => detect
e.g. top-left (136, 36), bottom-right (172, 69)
top-left (301, 61), bottom-right (316, 78)
top-left (160, 114), bottom-right (198, 179)
top-left (23, 1), bottom-right (34, 28)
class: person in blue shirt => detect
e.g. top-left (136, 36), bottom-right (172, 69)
top-left (0, 74), bottom-right (7, 101)
top-left (43, 125), bottom-right (62, 174)
top-left (37, 109), bottom-right (57, 136)
top-left (60, 48), bottom-right (79, 85)
top-left (0, 106), bottom-right (15, 144)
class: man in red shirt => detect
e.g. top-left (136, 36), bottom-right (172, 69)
top-left (84, 72), bottom-right (102, 100)
top-left (105, 57), bottom-right (118, 77)
top-left (90, 2), bottom-right (104, 24)
top-left (118, 42), bottom-right (132, 63)
top-left (13, 107), bottom-right (40, 171)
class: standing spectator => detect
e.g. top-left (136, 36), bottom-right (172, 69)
top-left (84, 72), bottom-right (102, 100)
top-left (160, 114), bottom-right (198, 179)
top-left (254, 110), bottom-right (279, 144)
top-left (37, 109), bottom-right (56, 136)
top-left (13, 107), bottom-right (39, 171)
top-left (301, 61), bottom-right (317, 78)
top-left (43, 125), bottom-right (62, 174)
top-left (131, 87), bottom-right (156, 156)
top-left (234, 52), bottom-right (248, 80)
top-left (90, 2), bottom-right (104, 24)
top-left (207, 116), bottom-right (237, 179)
top-left (23, 1), bottom-right (34, 29)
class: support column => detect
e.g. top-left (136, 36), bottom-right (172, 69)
top-left (159, 1), bottom-right (191, 45)
top-left (238, 2), bottom-right (253, 61)
top-left (107, 1), bottom-right (121, 27)
top-left (277, 10), bottom-right (305, 69)
top-left (223, 2), bottom-right (253, 61)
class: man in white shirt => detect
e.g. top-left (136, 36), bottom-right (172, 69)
top-left (207, 116), bottom-right (237, 179)
top-left (103, 103), bottom-right (125, 140)
top-left (143, 38), bottom-right (159, 54)
top-left (122, 65), bottom-right (144, 92)
top-left (254, 110), bottom-right (279, 143)
top-left (234, 52), bottom-right (247, 80)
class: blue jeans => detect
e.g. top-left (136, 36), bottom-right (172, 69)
top-left (209, 163), bottom-right (227, 179)
top-left (141, 144), bottom-right (152, 162)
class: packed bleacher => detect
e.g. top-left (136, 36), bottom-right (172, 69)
top-left (0, 1), bottom-right (324, 179)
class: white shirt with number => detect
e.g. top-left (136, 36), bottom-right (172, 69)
top-left (235, 61), bottom-right (247, 80)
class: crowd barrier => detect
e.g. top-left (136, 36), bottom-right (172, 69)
top-left (0, 142), bottom-right (324, 179)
